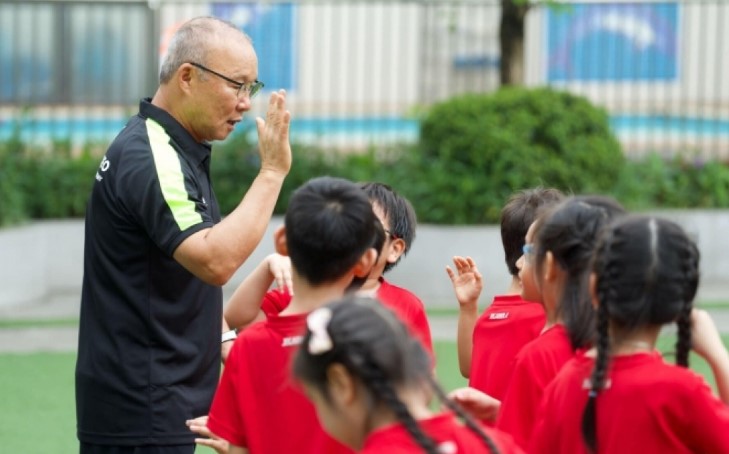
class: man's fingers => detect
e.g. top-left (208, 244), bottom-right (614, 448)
top-left (255, 117), bottom-right (265, 138)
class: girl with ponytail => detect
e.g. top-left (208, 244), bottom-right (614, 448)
top-left (529, 215), bottom-right (729, 453)
top-left (491, 196), bottom-right (625, 448)
top-left (293, 295), bottom-right (525, 453)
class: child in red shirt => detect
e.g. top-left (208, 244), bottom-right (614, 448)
top-left (358, 182), bottom-right (433, 356)
top-left (447, 188), bottom-right (562, 401)
top-left (221, 181), bottom-right (433, 357)
top-left (293, 295), bottom-right (525, 454)
top-left (529, 216), bottom-right (729, 453)
top-left (205, 176), bottom-right (381, 454)
top-left (494, 196), bottom-right (625, 448)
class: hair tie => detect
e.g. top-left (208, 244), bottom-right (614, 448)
top-left (307, 307), bottom-right (333, 355)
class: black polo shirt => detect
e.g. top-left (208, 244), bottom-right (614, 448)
top-left (76, 99), bottom-right (223, 445)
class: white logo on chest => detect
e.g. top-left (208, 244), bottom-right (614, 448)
top-left (488, 312), bottom-right (510, 320)
top-left (282, 336), bottom-right (303, 347)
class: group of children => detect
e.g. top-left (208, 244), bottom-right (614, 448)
top-left (187, 176), bottom-right (729, 453)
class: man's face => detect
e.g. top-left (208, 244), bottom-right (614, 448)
top-left (189, 36), bottom-right (259, 142)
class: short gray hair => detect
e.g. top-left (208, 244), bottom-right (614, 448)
top-left (159, 16), bottom-right (250, 84)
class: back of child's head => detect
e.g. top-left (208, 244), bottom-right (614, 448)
top-left (532, 195), bottom-right (626, 350)
top-left (581, 215), bottom-right (700, 452)
top-left (501, 187), bottom-right (564, 277)
top-left (285, 176), bottom-right (377, 285)
top-left (293, 296), bottom-right (501, 454)
top-left (359, 182), bottom-right (417, 272)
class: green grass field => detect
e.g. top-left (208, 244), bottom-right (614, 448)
top-left (0, 336), bottom-right (725, 452)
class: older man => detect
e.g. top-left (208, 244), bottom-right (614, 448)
top-left (75, 16), bottom-right (291, 453)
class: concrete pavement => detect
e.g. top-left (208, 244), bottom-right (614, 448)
top-left (0, 293), bottom-right (463, 353)
top-left (1, 292), bottom-right (729, 353)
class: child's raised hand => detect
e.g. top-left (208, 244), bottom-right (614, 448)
top-left (449, 387), bottom-right (501, 423)
top-left (446, 256), bottom-right (483, 309)
top-left (691, 309), bottom-right (728, 364)
top-left (266, 253), bottom-right (293, 295)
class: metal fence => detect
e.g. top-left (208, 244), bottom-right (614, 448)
top-left (1, 0), bottom-right (727, 159)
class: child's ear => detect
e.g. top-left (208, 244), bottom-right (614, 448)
top-left (543, 251), bottom-right (559, 282)
top-left (273, 225), bottom-right (288, 256)
top-left (386, 238), bottom-right (406, 264)
top-left (326, 363), bottom-right (357, 405)
top-left (353, 248), bottom-right (378, 278)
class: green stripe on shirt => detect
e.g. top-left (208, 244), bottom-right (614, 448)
top-left (146, 118), bottom-right (202, 231)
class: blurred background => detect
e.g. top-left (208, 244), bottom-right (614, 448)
top-left (2, 0), bottom-right (729, 308)
top-left (2, 0), bottom-right (728, 157)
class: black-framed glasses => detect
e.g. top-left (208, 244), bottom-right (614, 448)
top-left (189, 62), bottom-right (264, 99)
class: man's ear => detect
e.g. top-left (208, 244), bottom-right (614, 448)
top-left (177, 63), bottom-right (195, 94)
top-left (386, 238), bottom-right (406, 265)
top-left (274, 225), bottom-right (288, 256)
top-left (353, 248), bottom-right (377, 278)
top-left (326, 363), bottom-right (357, 406)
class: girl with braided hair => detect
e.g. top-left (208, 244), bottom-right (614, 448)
top-left (293, 296), bottom-right (524, 453)
top-left (488, 196), bottom-right (625, 448)
top-left (529, 215), bottom-right (729, 453)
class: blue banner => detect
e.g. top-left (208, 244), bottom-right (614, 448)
top-left (547, 3), bottom-right (679, 81)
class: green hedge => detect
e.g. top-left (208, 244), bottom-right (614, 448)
top-left (416, 87), bottom-right (624, 222)
top-left (0, 140), bottom-right (99, 226)
top-left (2, 87), bottom-right (729, 227)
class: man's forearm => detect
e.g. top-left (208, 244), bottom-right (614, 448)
top-left (174, 170), bottom-right (286, 286)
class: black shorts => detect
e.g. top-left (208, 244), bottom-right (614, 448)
top-left (79, 443), bottom-right (195, 454)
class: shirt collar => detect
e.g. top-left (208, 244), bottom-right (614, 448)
top-left (138, 98), bottom-right (212, 166)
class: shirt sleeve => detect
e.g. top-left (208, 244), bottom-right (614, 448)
top-left (117, 133), bottom-right (213, 257)
top-left (261, 289), bottom-right (293, 316)
top-left (681, 375), bottom-right (729, 452)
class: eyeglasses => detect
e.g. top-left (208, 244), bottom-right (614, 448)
top-left (189, 62), bottom-right (264, 99)
top-left (522, 243), bottom-right (535, 256)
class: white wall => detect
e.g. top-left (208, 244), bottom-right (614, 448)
top-left (1, 212), bottom-right (727, 309)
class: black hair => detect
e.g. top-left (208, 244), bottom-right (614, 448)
top-left (285, 176), bottom-right (377, 285)
top-left (359, 182), bottom-right (417, 273)
top-left (293, 296), bottom-right (500, 454)
top-left (500, 187), bottom-right (564, 276)
top-left (581, 215), bottom-right (700, 452)
top-left (532, 195), bottom-right (626, 351)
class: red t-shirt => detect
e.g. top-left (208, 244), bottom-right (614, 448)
top-left (469, 295), bottom-right (545, 401)
top-left (530, 351), bottom-right (729, 454)
top-left (207, 313), bottom-right (352, 454)
top-left (361, 412), bottom-right (525, 454)
top-left (376, 278), bottom-right (434, 359)
top-left (260, 287), bottom-right (292, 316)
top-left (258, 278), bottom-right (434, 358)
top-left (495, 324), bottom-right (574, 450)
